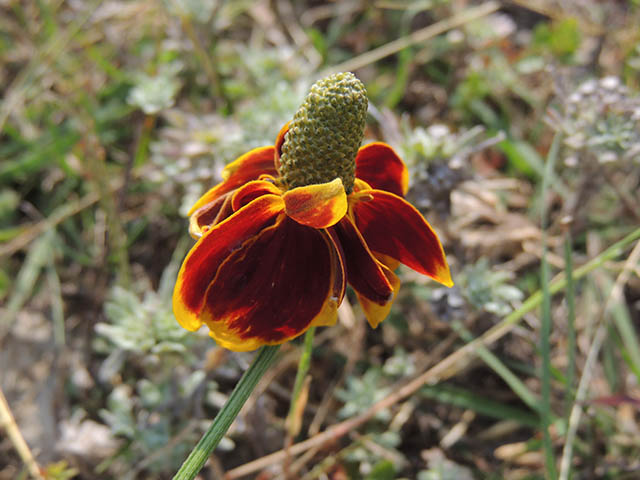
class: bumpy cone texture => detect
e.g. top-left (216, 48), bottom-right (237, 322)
top-left (279, 72), bottom-right (368, 193)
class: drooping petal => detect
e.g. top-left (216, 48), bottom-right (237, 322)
top-left (231, 179), bottom-right (282, 212)
top-left (189, 192), bottom-right (234, 238)
top-left (173, 195), bottom-right (285, 332)
top-left (374, 252), bottom-right (400, 272)
top-left (355, 142), bottom-right (409, 197)
top-left (334, 217), bottom-right (396, 327)
top-left (188, 146), bottom-right (277, 216)
top-left (200, 216), bottom-right (344, 351)
top-left (309, 228), bottom-right (346, 328)
top-left (352, 190), bottom-right (453, 287)
top-left (283, 178), bottom-right (348, 228)
top-left (356, 263), bottom-right (400, 328)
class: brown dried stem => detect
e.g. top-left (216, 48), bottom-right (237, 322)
top-left (0, 387), bottom-right (44, 479)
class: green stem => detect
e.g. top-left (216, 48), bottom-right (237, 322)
top-left (173, 345), bottom-right (280, 480)
top-left (540, 132), bottom-right (562, 480)
top-left (564, 232), bottom-right (576, 417)
top-left (287, 327), bottom-right (316, 434)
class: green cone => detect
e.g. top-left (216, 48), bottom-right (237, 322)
top-left (278, 72), bottom-right (368, 193)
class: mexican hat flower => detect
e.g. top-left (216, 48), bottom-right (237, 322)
top-left (173, 72), bottom-right (453, 352)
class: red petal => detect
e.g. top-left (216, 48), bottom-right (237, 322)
top-left (200, 217), bottom-right (344, 351)
top-left (324, 228), bottom-right (347, 309)
top-left (334, 217), bottom-right (394, 306)
top-left (352, 190), bottom-right (453, 287)
top-left (231, 179), bottom-right (282, 212)
top-left (188, 146), bottom-right (277, 216)
top-left (189, 192), bottom-right (234, 238)
top-left (355, 142), bottom-right (409, 197)
top-left (173, 195), bottom-right (284, 331)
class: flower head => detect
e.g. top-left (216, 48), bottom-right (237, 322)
top-left (173, 72), bottom-right (453, 352)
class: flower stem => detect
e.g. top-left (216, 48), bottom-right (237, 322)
top-left (173, 345), bottom-right (280, 480)
top-left (287, 327), bottom-right (316, 435)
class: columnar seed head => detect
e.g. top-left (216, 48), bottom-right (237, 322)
top-left (278, 72), bottom-right (368, 193)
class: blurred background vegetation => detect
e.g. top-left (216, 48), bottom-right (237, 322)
top-left (1, 0), bottom-right (640, 479)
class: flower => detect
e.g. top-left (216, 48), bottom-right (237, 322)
top-left (173, 73), bottom-right (453, 351)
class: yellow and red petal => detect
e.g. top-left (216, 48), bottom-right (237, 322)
top-left (173, 195), bottom-right (285, 331)
top-left (188, 146), bottom-right (278, 216)
top-left (199, 216), bottom-right (345, 351)
top-left (231, 179), bottom-right (282, 212)
top-left (352, 178), bottom-right (373, 193)
top-left (283, 178), bottom-right (348, 229)
top-left (334, 216), bottom-right (395, 309)
top-left (308, 229), bottom-right (346, 328)
top-left (374, 252), bottom-right (400, 272)
top-left (189, 192), bottom-right (234, 238)
top-left (274, 122), bottom-right (291, 172)
top-left (356, 263), bottom-right (400, 328)
top-left (352, 190), bottom-right (453, 287)
top-left (355, 142), bottom-right (409, 197)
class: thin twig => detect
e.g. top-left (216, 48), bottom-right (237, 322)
top-left (558, 239), bottom-right (640, 480)
top-left (0, 387), bottom-right (44, 479)
top-left (320, 1), bottom-right (500, 75)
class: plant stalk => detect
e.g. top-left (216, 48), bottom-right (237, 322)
top-left (173, 345), bottom-right (280, 480)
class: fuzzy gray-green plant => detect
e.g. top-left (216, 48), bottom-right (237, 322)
top-left (551, 76), bottom-right (640, 165)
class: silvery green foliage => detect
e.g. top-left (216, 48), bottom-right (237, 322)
top-left (337, 369), bottom-right (392, 422)
top-left (458, 258), bottom-right (523, 316)
top-left (418, 449), bottom-right (474, 480)
top-left (127, 63), bottom-right (182, 115)
top-left (98, 378), bottom-right (202, 475)
top-left (344, 431), bottom-right (403, 476)
top-left (399, 120), bottom-right (503, 170)
top-left (94, 255), bottom-right (218, 474)
top-left (398, 121), bottom-right (503, 214)
top-left (401, 123), bottom-right (461, 168)
top-left (382, 347), bottom-right (416, 378)
top-left (100, 385), bottom-right (136, 439)
top-left (96, 286), bottom-right (191, 356)
top-left (337, 348), bottom-right (417, 421)
top-left (550, 76), bottom-right (640, 165)
top-left (337, 356), bottom-right (410, 475)
top-left (164, 0), bottom-right (217, 21)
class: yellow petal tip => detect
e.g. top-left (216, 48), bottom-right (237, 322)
top-left (283, 178), bottom-right (348, 229)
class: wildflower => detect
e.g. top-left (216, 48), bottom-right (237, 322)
top-left (173, 73), bottom-right (452, 351)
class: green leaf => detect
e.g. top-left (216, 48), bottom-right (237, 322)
top-left (498, 138), bottom-right (544, 178)
top-left (365, 460), bottom-right (396, 480)
top-left (420, 384), bottom-right (539, 427)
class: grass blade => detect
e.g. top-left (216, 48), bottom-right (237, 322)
top-left (452, 320), bottom-right (540, 412)
top-left (420, 384), bottom-right (539, 427)
top-left (563, 232), bottom-right (577, 419)
top-left (539, 133), bottom-right (562, 479)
